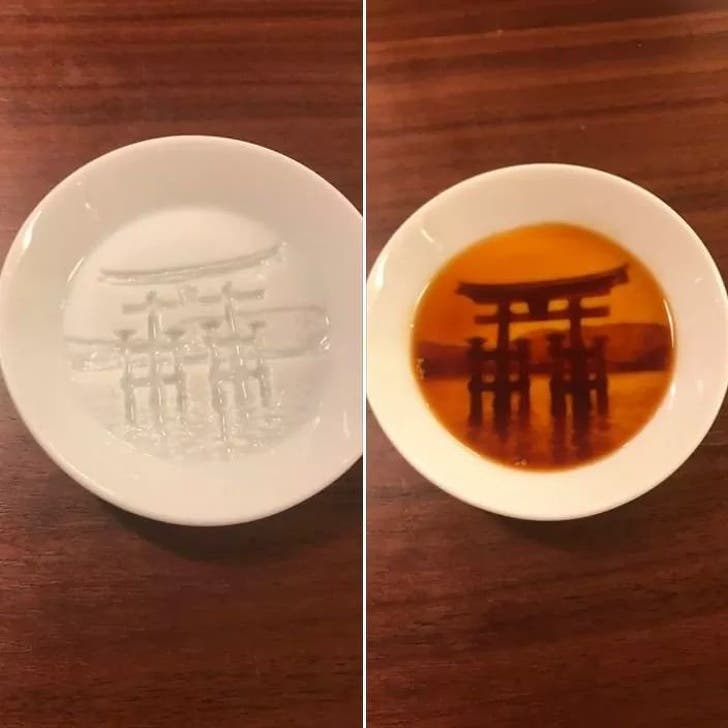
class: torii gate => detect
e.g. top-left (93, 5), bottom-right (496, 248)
top-left (457, 264), bottom-right (629, 425)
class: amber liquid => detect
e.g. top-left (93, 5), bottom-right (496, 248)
top-left (412, 223), bottom-right (674, 470)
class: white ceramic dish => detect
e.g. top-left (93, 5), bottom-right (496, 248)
top-left (367, 163), bottom-right (728, 520)
top-left (0, 136), bottom-right (362, 525)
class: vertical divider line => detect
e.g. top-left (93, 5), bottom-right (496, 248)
top-left (361, 0), bottom-right (368, 724)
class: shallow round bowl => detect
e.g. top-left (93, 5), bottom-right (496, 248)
top-left (0, 136), bottom-right (362, 525)
top-left (367, 163), bottom-right (727, 520)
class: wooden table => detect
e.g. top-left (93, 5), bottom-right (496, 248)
top-left (0, 3), bottom-right (361, 726)
top-left (368, 2), bottom-right (728, 726)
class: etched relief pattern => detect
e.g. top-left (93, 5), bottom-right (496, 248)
top-left (65, 242), bottom-right (329, 459)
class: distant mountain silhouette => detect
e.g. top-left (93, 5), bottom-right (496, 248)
top-left (416, 322), bottom-right (672, 378)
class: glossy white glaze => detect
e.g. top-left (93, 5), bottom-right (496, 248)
top-left (0, 136), bottom-right (362, 524)
top-left (368, 164), bottom-right (728, 520)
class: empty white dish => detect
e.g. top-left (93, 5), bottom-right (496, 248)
top-left (367, 164), bottom-right (728, 520)
top-left (0, 136), bottom-right (362, 525)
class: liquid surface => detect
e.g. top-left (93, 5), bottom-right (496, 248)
top-left (412, 223), bottom-right (674, 470)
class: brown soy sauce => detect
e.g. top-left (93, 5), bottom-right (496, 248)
top-left (412, 223), bottom-right (674, 470)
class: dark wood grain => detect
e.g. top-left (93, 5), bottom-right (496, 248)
top-left (0, 3), bottom-right (361, 727)
top-left (367, 2), bottom-right (728, 726)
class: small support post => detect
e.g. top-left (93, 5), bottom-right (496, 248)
top-left (547, 333), bottom-right (566, 418)
top-left (515, 337), bottom-right (530, 415)
top-left (568, 296), bottom-right (590, 418)
top-left (466, 336), bottom-right (487, 425)
top-left (493, 302), bottom-right (511, 419)
top-left (165, 327), bottom-right (187, 417)
top-left (593, 335), bottom-right (609, 415)
top-left (115, 329), bottom-right (137, 425)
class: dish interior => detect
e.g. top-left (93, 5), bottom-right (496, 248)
top-left (63, 205), bottom-right (329, 460)
top-left (412, 222), bottom-right (674, 469)
top-left (0, 137), bottom-right (362, 524)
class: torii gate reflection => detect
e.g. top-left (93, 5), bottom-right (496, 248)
top-left (457, 264), bottom-right (629, 435)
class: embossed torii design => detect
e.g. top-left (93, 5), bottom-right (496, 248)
top-left (457, 264), bottom-right (629, 425)
top-left (117, 282), bottom-right (268, 443)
